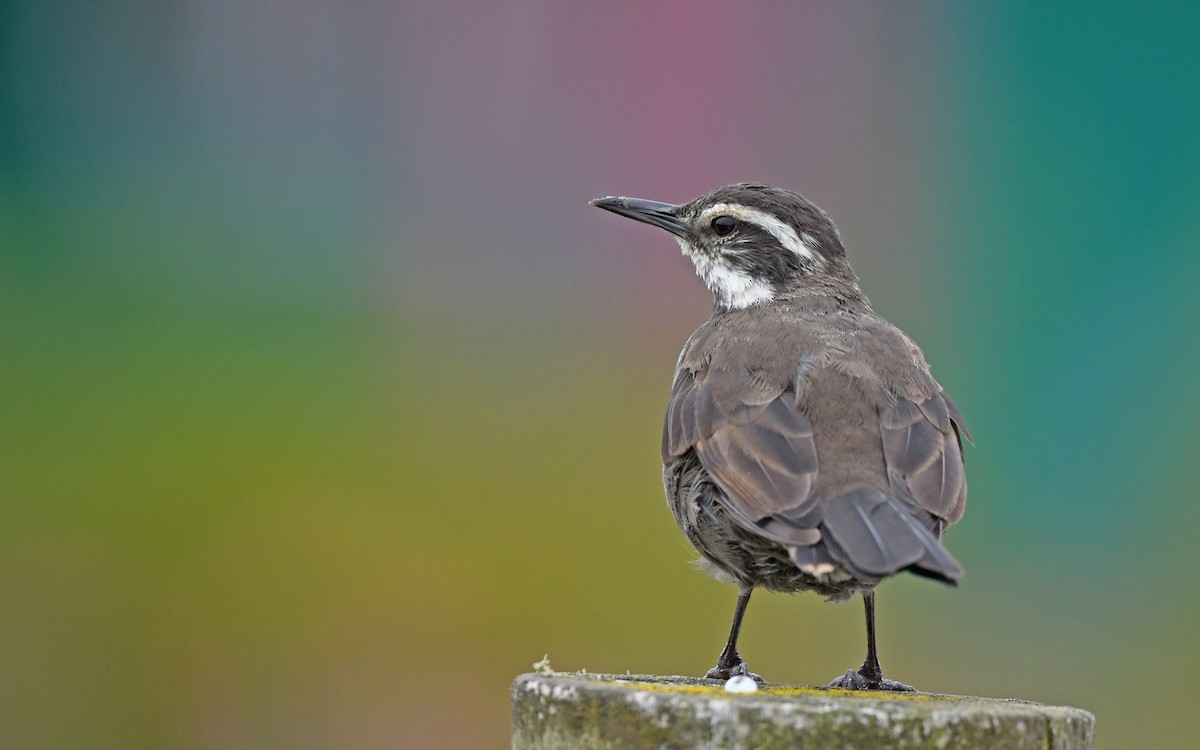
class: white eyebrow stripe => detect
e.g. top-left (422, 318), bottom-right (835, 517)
top-left (702, 203), bottom-right (824, 268)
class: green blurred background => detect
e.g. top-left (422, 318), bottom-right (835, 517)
top-left (3, 2), bottom-right (1199, 747)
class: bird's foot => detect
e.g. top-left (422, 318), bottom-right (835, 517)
top-left (827, 668), bottom-right (915, 692)
top-left (704, 649), bottom-right (764, 682)
top-left (705, 661), bottom-right (764, 682)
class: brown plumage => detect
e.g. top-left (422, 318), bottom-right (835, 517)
top-left (592, 184), bottom-right (970, 691)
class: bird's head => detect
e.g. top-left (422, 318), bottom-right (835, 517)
top-left (591, 183), bottom-right (856, 310)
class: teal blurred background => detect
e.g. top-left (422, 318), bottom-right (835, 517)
top-left (3, 2), bottom-right (1199, 747)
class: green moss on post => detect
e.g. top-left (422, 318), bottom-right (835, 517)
top-left (511, 672), bottom-right (1094, 749)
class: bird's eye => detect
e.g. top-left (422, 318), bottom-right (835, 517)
top-left (711, 216), bottom-right (737, 236)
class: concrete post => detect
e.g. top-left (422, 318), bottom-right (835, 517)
top-left (512, 672), bottom-right (1095, 749)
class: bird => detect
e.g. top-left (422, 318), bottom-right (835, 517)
top-left (590, 183), bottom-right (970, 692)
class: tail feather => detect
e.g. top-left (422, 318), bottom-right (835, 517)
top-left (821, 486), bottom-right (963, 583)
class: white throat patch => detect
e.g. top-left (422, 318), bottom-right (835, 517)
top-left (673, 237), bottom-right (774, 309)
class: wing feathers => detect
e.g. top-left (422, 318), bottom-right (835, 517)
top-left (881, 394), bottom-right (968, 524)
top-left (663, 351), bottom-right (969, 584)
top-left (697, 395), bottom-right (818, 520)
top-left (881, 417), bottom-right (943, 475)
top-left (917, 392), bottom-right (951, 432)
top-left (663, 372), bottom-right (717, 461)
top-left (906, 432), bottom-right (966, 521)
top-left (880, 397), bottom-right (923, 430)
top-left (941, 390), bottom-right (973, 444)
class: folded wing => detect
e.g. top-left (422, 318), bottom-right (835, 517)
top-left (664, 368), bottom-right (821, 546)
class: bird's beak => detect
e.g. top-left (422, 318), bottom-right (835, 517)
top-left (590, 196), bottom-right (688, 238)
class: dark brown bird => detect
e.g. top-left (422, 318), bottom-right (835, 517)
top-left (591, 183), bottom-right (969, 691)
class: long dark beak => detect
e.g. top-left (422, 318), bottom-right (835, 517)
top-left (590, 196), bottom-right (688, 238)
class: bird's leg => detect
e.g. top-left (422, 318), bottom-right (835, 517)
top-left (827, 590), bottom-right (916, 692)
top-left (705, 587), bottom-right (763, 682)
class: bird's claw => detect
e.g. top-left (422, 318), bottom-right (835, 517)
top-left (705, 661), bottom-right (764, 682)
top-left (828, 669), bottom-right (915, 692)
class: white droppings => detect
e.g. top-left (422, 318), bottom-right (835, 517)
top-left (724, 675), bottom-right (759, 694)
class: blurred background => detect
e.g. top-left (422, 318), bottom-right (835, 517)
top-left (2, 1), bottom-right (1199, 747)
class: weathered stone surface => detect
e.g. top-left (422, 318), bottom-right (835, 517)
top-left (511, 672), bottom-right (1095, 750)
